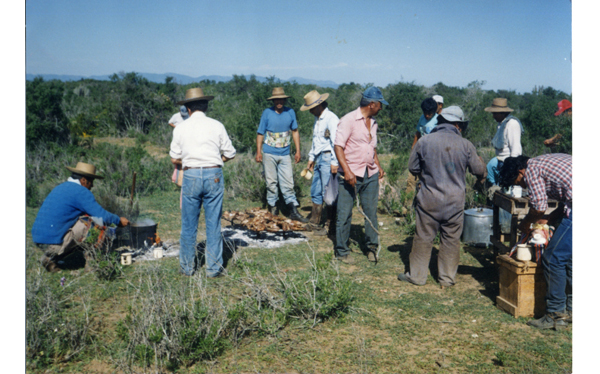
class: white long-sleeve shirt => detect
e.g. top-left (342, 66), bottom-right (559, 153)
top-left (308, 107), bottom-right (339, 166)
top-left (492, 116), bottom-right (523, 162)
top-left (169, 111), bottom-right (236, 168)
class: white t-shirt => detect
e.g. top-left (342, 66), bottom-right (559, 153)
top-left (168, 112), bottom-right (185, 127)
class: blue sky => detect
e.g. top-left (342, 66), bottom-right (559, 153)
top-left (25, 0), bottom-right (572, 94)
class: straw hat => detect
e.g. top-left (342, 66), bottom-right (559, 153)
top-left (66, 162), bottom-right (104, 179)
top-left (176, 87), bottom-right (214, 105)
top-left (300, 90), bottom-right (330, 111)
top-left (484, 98), bottom-right (514, 113)
top-left (267, 87), bottom-right (291, 100)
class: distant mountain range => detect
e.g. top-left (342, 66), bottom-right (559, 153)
top-left (25, 72), bottom-right (340, 89)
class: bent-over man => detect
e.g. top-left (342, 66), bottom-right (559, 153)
top-left (170, 87), bottom-right (236, 277)
top-left (499, 154), bottom-right (572, 330)
top-left (398, 106), bottom-right (486, 288)
top-left (31, 162), bottom-right (130, 272)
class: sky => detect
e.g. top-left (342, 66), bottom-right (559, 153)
top-left (25, 0), bottom-right (573, 94)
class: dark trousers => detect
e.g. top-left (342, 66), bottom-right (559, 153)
top-left (335, 171), bottom-right (379, 257)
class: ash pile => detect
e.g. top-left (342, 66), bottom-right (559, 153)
top-left (221, 207), bottom-right (308, 249)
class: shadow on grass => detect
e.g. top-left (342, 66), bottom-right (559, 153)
top-left (195, 237), bottom-right (245, 271)
top-left (458, 245), bottom-right (499, 301)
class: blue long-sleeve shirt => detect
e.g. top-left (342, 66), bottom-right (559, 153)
top-left (32, 181), bottom-right (121, 244)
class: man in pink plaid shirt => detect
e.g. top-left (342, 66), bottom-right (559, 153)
top-left (499, 154), bottom-right (572, 330)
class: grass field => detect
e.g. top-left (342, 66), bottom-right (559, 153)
top-left (24, 182), bottom-right (572, 373)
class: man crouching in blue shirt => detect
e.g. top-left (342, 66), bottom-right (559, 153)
top-left (31, 162), bottom-right (130, 272)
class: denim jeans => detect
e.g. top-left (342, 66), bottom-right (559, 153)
top-left (486, 157), bottom-right (503, 185)
top-left (335, 170), bottom-right (379, 257)
top-left (310, 152), bottom-right (332, 205)
top-left (542, 210), bottom-right (573, 313)
top-left (262, 152), bottom-right (299, 207)
top-left (180, 167), bottom-right (224, 276)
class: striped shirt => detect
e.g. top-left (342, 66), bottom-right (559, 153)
top-left (524, 153), bottom-right (572, 217)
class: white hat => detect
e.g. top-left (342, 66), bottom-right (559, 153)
top-left (432, 95), bottom-right (443, 104)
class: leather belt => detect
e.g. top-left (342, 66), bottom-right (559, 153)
top-left (183, 166), bottom-right (221, 171)
top-left (322, 150), bottom-right (331, 154)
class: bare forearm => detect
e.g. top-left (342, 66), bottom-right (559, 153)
top-left (334, 145), bottom-right (349, 174)
top-left (171, 158), bottom-right (182, 166)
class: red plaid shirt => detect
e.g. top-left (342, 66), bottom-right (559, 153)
top-left (524, 153), bottom-right (572, 217)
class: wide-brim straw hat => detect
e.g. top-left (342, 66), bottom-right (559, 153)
top-left (484, 98), bottom-right (514, 113)
top-left (177, 87), bottom-right (214, 105)
top-left (300, 90), bottom-right (330, 111)
top-left (66, 162), bottom-right (104, 179)
top-left (267, 87), bottom-right (291, 100)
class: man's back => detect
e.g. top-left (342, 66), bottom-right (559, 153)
top-left (409, 123), bottom-right (485, 217)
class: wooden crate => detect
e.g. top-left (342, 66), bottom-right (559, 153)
top-left (496, 255), bottom-right (547, 318)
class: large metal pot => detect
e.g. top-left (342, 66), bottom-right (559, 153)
top-left (462, 207), bottom-right (493, 247)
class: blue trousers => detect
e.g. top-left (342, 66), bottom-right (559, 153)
top-left (542, 211), bottom-right (573, 313)
top-left (310, 152), bottom-right (333, 205)
top-left (486, 157), bottom-right (503, 185)
top-left (180, 167), bottom-right (224, 276)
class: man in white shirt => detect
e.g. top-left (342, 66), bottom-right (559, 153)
top-left (301, 90), bottom-right (339, 235)
top-left (170, 88), bottom-right (236, 277)
top-left (484, 98), bottom-right (523, 186)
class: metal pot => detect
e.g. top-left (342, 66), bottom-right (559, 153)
top-left (129, 219), bottom-right (158, 249)
top-left (462, 207), bottom-right (493, 247)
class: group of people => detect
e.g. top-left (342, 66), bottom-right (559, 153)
top-left (31, 86), bottom-right (572, 330)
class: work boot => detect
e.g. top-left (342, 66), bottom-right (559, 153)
top-left (336, 254), bottom-right (355, 264)
top-left (287, 203), bottom-right (308, 223)
top-left (526, 312), bottom-right (568, 330)
top-left (268, 204), bottom-right (279, 216)
top-left (41, 255), bottom-right (60, 273)
top-left (309, 203), bottom-right (323, 226)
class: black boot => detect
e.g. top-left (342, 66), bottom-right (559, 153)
top-left (287, 203), bottom-right (308, 223)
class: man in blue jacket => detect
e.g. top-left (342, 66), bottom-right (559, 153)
top-left (31, 162), bottom-right (130, 272)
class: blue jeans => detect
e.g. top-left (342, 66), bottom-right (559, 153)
top-left (542, 211), bottom-right (573, 313)
top-left (335, 170), bottom-right (379, 257)
top-left (310, 152), bottom-right (332, 205)
top-left (180, 167), bottom-right (224, 276)
top-left (262, 152), bottom-right (299, 207)
top-left (486, 157), bottom-right (503, 185)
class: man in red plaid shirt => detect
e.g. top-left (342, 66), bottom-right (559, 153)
top-left (499, 154), bottom-right (572, 330)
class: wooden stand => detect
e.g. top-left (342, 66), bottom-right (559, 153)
top-left (496, 255), bottom-right (546, 318)
top-left (490, 191), bottom-right (559, 255)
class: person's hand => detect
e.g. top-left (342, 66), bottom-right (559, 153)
top-left (307, 160), bottom-right (315, 172)
top-left (344, 170), bottom-right (356, 188)
top-left (119, 217), bottom-right (130, 227)
top-left (378, 167), bottom-right (386, 179)
top-left (294, 152), bottom-right (301, 164)
top-left (255, 153), bottom-right (263, 163)
top-left (331, 165), bottom-right (338, 174)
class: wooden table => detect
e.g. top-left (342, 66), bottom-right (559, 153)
top-left (490, 191), bottom-right (559, 255)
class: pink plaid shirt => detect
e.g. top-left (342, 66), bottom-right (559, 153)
top-left (524, 153), bottom-right (572, 217)
top-left (334, 107), bottom-right (379, 178)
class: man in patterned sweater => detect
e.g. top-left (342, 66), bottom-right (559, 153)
top-left (499, 154), bottom-right (572, 330)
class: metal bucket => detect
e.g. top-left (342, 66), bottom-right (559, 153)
top-left (462, 207), bottom-right (493, 247)
top-left (129, 219), bottom-right (158, 249)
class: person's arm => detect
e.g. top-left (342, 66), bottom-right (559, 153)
top-left (168, 123), bottom-right (176, 129)
top-left (335, 145), bottom-right (356, 187)
top-left (374, 149), bottom-right (385, 179)
top-left (255, 134), bottom-right (264, 163)
top-left (518, 208), bottom-right (546, 235)
top-left (292, 129), bottom-right (301, 163)
top-left (408, 143), bottom-right (421, 177)
top-left (171, 158), bottom-right (182, 166)
top-left (411, 132), bottom-right (420, 149)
